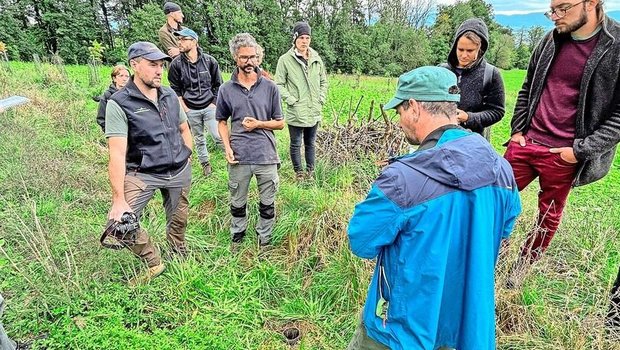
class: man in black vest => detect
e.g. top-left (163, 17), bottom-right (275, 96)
top-left (105, 41), bottom-right (193, 285)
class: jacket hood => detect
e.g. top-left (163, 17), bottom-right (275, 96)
top-left (447, 18), bottom-right (489, 69)
top-left (396, 130), bottom-right (500, 191)
top-left (106, 84), bottom-right (118, 95)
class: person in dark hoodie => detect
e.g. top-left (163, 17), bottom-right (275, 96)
top-left (504, 0), bottom-right (620, 288)
top-left (441, 18), bottom-right (505, 141)
top-left (96, 65), bottom-right (130, 132)
top-left (346, 66), bottom-right (521, 350)
top-left (169, 28), bottom-right (224, 177)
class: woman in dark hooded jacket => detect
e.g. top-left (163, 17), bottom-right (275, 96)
top-left (441, 18), bottom-right (505, 140)
top-left (96, 65), bottom-right (130, 132)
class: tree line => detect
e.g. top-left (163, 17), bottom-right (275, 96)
top-left (0, 0), bottom-right (546, 75)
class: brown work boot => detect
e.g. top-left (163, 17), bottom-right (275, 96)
top-left (201, 162), bottom-right (212, 177)
top-left (295, 171), bottom-right (305, 182)
top-left (128, 263), bottom-right (166, 287)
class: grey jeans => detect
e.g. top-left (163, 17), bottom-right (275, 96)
top-left (228, 164), bottom-right (279, 244)
top-left (187, 105), bottom-right (222, 164)
top-left (0, 295), bottom-right (16, 350)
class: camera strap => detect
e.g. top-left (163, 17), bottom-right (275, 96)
top-left (100, 220), bottom-right (130, 250)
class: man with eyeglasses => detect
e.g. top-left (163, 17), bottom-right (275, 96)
top-left (216, 33), bottom-right (284, 249)
top-left (505, 0), bottom-right (620, 288)
top-left (169, 28), bottom-right (224, 177)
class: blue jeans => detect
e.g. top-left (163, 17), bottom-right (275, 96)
top-left (187, 105), bottom-right (222, 165)
top-left (288, 123), bottom-right (319, 173)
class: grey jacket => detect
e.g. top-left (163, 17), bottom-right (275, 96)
top-left (511, 15), bottom-right (620, 186)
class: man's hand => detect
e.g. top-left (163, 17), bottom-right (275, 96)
top-left (109, 200), bottom-right (133, 222)
top-left (242, 117), bottom-right (262, 132)
top-left (510, 132), bottom-right (526, 147)
top-left (456, 109), bottom-right (469, 123)
top-left (225, 147), bottom-right (239, 164)
top-left (168, 47), bottom-right (180, 57)
top-left (549, 147), bottom-right (578, 164)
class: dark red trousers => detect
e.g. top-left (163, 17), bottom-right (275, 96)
top-left (504, 137), bottom-right (578, 262)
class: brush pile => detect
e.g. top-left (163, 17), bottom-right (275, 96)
top-left (316, 97), bottom-right (407, 165)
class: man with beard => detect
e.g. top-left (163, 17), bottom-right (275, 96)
top-left (216, 33), bottom-right (284, 249)
top-left (105, 42), bottom-right (193, 285)
top-left (505, 0), bottom-right (620, 287)
top-left (169, 28), bottom-right (223, 177)
top-left (346, 66), bottom-right (521, 350)
top-left (158, 2), bottom-right (185, 58)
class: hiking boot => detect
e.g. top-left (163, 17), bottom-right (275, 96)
top-left (232, 230), bottom-right (246, 243)
top-left (306, 170), bottom-right (315, 181)
top-left (295, 171), bottom-right (305, 181)
top-left (201, 162), bottom-right (213, 177)
top-left (128, 263), bottom-right (165, 286)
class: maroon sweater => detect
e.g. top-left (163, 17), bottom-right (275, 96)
top-left (527, 33), bottom-right (600, 147)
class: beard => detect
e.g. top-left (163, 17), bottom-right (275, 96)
top-left (142, 77), bottom-right (161, 88)
top-left (556, 8), bottom-right (588, 34)
top-left (240, 63), bottom-right (255, 73)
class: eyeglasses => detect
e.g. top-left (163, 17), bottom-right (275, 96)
top-left (238, 55), bottom-right (257, 62)
top-left (544, 0), bottom-right (587, 20)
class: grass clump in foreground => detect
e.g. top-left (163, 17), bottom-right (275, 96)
top-left (0, 62), bottom-right (619, 349)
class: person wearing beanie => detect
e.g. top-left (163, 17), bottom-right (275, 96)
top-left (275, 21), bottom-right (328, 181)
top-left (158, 1), bottom-right (185, 58)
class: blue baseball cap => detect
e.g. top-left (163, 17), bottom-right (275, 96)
top-left (384, 66), bottom-right (460, 110)
top-left (174, 28), bottom-right (199, 41)
top-left (127, 41), bottom-right (171, 61)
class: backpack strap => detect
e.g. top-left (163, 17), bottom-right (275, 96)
top-left (482, 62), bottom-right (494, 95)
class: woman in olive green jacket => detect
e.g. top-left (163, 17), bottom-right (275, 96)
top-left (275, 21), bottom-right (328, 180)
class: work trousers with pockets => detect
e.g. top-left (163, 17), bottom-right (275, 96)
top-left (123, 161), bottom-right (191, 267)
top-left (227, 164), bottom-right (279, 244)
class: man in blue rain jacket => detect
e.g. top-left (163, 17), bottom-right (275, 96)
top-left (346, 66), bottom-right (522, 350)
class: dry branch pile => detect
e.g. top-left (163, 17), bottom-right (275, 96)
top-left (316, 97), bottom-right (408, 165)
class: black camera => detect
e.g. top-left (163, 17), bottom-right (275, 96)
top-left (116, 212), bottom-right (140, 235)
top-left (100, 212), bottom-right (140, 250)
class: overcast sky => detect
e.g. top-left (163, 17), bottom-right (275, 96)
top-left (435, 0), bottom-right (620, 15)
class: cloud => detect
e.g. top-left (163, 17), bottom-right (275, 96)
top-left (435, 0), bottom-right (620, 15)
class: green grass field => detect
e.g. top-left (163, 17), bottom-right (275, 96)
top-left (0, 62), bottom-right (619, 349)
